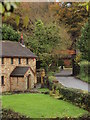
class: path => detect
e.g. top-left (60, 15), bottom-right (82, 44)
top-left (55, 69), bottom-right (90, 92)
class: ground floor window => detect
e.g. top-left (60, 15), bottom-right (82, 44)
top-left (1, 76), bottom-right (4, 86)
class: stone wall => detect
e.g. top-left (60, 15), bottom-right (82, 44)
top-left (10, 68), bottom-right (35, 91)
top-left (0, 57), bottom-right (37, 92)
top-left (10, 77), bottom-right (26, 91)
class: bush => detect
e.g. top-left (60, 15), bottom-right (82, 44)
top-left (45, 78), bottom-right (90, 111)
top-left (2, 24), bottom-right (20, 41)
top-left (2, 109), bottom-right (29, 119)
top-left (79, 61), bottom-right (89, 75)
top-left (48, 76), bottom-right (57, 82)
top-left (78, 61), bottom-right (90, 83)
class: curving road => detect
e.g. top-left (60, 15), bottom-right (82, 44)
top-left (55, 69), bottom-right (90, 92)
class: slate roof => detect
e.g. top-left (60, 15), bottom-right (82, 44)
top-left (10, 66), bottom-right (30, 77)
top-left (0, 41), bottom-right (37, 58)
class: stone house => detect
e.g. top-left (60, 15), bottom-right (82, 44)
top-left (0, 41), bottom-right (37, 92)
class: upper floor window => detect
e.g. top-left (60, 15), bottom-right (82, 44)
top-left (26, 58), bottom-right (28, 64)
top-left (1, 76), bottom-right (4, 86)
top-left (18, 58), bottom-right (21, 64)
top-left (11, 58), bottom-right (13, 64)
top-left (1, 57), bottom-right (4, 64)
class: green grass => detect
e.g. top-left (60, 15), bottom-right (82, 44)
top-left (2, 94), bottom-right (88, 118)
top-left (77, 74), bottom-right (89, 84)
top-left (38, 88), bottom-right (50, 92)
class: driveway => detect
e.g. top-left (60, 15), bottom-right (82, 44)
top-left (55, 69), bottom-right (90, 92)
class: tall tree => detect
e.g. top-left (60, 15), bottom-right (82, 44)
top-left (49, 2), bottom-right (88, 49)
top-left (77, 19), bottom-right (90, 61)
top-left (27, 20), bottom-right (71, 71)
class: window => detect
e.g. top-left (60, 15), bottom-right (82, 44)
top-left (1, 76), bottom-right (4, 86)
top-left (11, 58), bottom-right (13, 64)
top-left (18, 58), bottom-right (21, 64)
top-left (1, 57), bottom-right (4, 64)
top-left (26, 58), bottom-right (28, 64)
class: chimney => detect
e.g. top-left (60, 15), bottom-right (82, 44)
top-left (19, 33), bottom-right (25, 47)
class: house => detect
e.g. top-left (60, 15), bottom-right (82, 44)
top-left (0, 40), bottom-right (37, 92)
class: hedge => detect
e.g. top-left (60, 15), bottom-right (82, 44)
top-left (79, 61), bottom-right (89, 75)
top-left (2, 109), bottom-right (90, 120)
top-left (2, 109), bottom-right (29, 119)
top-left (45, 78), bottom-right (90, 111)
top-left (78, 61), bottom-right (90, 83)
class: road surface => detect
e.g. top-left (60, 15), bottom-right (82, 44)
top-left (55, 69), bottom-right (90, 92)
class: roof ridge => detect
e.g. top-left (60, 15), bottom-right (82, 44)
top-left (0, 41), bottom-right (37, 58)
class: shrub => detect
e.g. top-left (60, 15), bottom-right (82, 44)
top-left (79, 61), bottom-right (89, 75)
top-left (48, 76), bottom-right (57, 82)
top-left (79, 61), bottom-right (90, 83)
top-left (2, 109), bottom-right (29, 119)
top-left (2, 24), bottom-right (20, 41)
top-left (45, 78), bottom-right (90, 111)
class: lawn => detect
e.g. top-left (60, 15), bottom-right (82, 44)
top-left (38, 88), bottom-right (50, 93)
top-left (2, 93), bottom-right (88, 118)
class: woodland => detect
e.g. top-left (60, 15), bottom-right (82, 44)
top-left (1, 2), bottom-right (89, 73)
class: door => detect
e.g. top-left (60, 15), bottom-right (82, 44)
top-left (27, 75), bottom-right (30, 89)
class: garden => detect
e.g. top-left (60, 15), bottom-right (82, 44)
top-left (1, 1), bottom-right (90, 119)
top-left (2, 92), bottom-right (89, 119)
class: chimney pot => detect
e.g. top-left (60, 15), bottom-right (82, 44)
top-left (19, 33), bottom-right (25, 47)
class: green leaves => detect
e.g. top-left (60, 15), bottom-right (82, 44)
top-left (2, 24), bottom-right (20, 41)
top-left (86, 4), bottom-right (89, 11)
top-left (0, 3), bottom-right (5, 14)
top-left (15, 15), bottom-right (20, 26)
top-left (79, 2), bottom-right (89, 11)
top-left (1, 2), bottom-right (17, 16)
top-left (77, 21), bottom-right (90, 61)
top-left (28, 20), bottom-right (62, 71)
top-left (23, 16), bottom-right (29, 28)
top-left (6, 3), bottom-right (11, 11)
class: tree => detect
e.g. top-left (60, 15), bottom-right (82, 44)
top-left (49, 2), bottom-right (88, 49)
top-left (2, 3), bottom-right (54, 31)
top-left (2, 24), bottom-right (28, 44)
top-left (77, 20), bottom-right (90, 61)
top-left (0, 2), bottom-right (17, 16)
top-left (27, 20), bottom-right (71, 71)
top-left (2, 24), bottom-right (20, 41)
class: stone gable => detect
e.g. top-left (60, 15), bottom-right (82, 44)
top-left (0, 57), bottom-right (37, 92)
